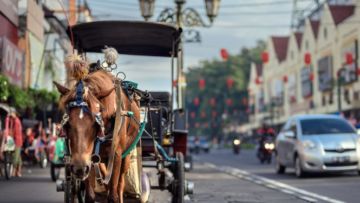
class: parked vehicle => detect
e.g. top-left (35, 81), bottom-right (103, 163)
top-left (233, 138), bottom-right (241, 154)
top-left (275, 114), bottom-right (360, 178)
top-left (189, 136), bottom-right (210, 154)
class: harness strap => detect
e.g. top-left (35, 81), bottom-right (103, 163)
top-left (103, 79), bottom-right (125, 185)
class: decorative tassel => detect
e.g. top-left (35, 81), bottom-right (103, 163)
top-left (103, 46), bottom-right (118, 65)
top-left (65, 54), bottom-right (89, 80)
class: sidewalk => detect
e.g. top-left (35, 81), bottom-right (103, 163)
top-left (186, 162), bottom-right (307, 203)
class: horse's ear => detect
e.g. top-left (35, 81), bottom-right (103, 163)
top-left (53, 81), bottom-right (70, 96)
top-left (97, 87), bottom-right (115, 99)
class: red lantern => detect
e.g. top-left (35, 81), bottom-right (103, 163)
top-left (195, 123), bottom-right (200, 128)
top-left (261, 51), bottom-right (269, 63)
top-left (193, 97), bottom-right (200, 106)
top-left (190, 112), bottom-right (196, 119)
top-left (255, 77), bottom-right (262, 85)
top-left (226, 77), bottom-right (234, 89)
top-left (242, 98), bottom-right (248, 105)
top-left (226, 98), bottom-right (233, 106)
top-left (199, 79), bottom-right (206, 90)
top-left (172, 80), bottom-right (177, 87)
top-left (304, 52), bottom-right (311, 65)
top-left (309, 72), bottom-right (314, 81)
top-left (212, 111), bottom-right (217, 118)
top-left (209, 98), bottom-right (216, 107)
top-left (220, 48), bottom-right (229, 61)
top-left (283, 75), bottom-right (288, 83)
top-left (357, 68), bottom-right (360, 76)
top-left (201, 111), bottom-right (206, 118)
top-left (346, 52), bottom-right (353, 65)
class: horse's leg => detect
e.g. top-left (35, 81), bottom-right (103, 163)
top-left (118, 155), bottom-right (130, 203)
top-left (85, 169), bottom-right (96, 203)
top-left (108, 148), bottom-right (122, 203)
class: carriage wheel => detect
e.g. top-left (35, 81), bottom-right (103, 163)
top-left (4, 152), bottom-right (14, 180)
top-left (50, 163), bottom-right (61, 182)
top-left (64, 178), bottom-right (85, 203)
top-left (171, 152), bottom-right (184, 203)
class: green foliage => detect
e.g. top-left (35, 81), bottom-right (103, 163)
top-left (6, 84), bottom-right (59, 111)
top-left (186, 41), bottom-right (265, 137)
top-left (0, 74), bottom-right (10, 102)
top-left (8, 85), bottom-right (34, 110)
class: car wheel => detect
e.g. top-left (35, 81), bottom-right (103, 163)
top-left (275, 155), bottom-right (286, 174)
top-left (295, 156), bottom-right (306, 178)
top-left (357, 171), bottom-right (360, 176)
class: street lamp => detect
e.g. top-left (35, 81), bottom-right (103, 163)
top-left (139, 0), bottom-right (220, 29)
top-left (139, 0), bottom-right (155, 21)
top-left (204, 0), bottom-right (221, 23)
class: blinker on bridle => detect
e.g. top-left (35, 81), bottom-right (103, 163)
top-left (59, 80), bottom-right (105, 138)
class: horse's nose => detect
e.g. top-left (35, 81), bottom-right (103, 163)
top-left (71, 165), bottom-right (90, 177)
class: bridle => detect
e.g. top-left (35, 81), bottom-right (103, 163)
top-left (59, 80), bottom-right (106, 140)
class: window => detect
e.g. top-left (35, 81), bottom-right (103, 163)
top-left (305, 40), bottom-right (309, 50)
top-left (300, 118), bottom-right (355, 135)
top-left (324, 27), bottom-right (327, 39)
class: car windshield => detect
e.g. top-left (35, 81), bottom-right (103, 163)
top-left (300, 118), bottom-right (356, 135)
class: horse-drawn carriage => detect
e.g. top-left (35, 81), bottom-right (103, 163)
top-left (54, 21), bottom-right (192, 203)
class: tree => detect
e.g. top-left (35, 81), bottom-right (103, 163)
top-left (186, 40), bottom-right (265, 139)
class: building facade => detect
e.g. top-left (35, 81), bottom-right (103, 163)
top-left (244, 1), bottom-right (360, 132)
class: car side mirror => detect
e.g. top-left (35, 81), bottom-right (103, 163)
top-left (284, 131), bottom-right (295, 139)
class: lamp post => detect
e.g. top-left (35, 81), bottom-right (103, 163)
top-left (139, 0), bottom-right (221, 41)
top-left (138, 0), bottom-right (221, 109)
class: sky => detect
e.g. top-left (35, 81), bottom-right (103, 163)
top-left (86, 0), bottom-right (319, 91)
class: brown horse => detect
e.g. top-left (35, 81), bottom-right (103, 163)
top-left (54, 70), bottom-right (140, 203)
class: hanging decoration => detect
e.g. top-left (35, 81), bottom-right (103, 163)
top-left (226, 98), bottom-right (233, 106)
top-left (193, 97), bottom-right (200, 106)
top-left (220, 48), bottom-right (229, 61)
top-left (190, 112), bottom-right (196, 119)
top-left (199, 78), bottom-right (206, 90)
top-left (261, 51), bottom-right (269, 63)
top-left (172, 80), bottom-right (178, 87)
top-left (201, 111), bottom-right (206, 118)
top-left (304, 52), bottom-right (311, 65)
top-left (212, 111), bottom-right (217, 118)
top-left (209, 97), bottom-right (216, 107)
top-left (346, 52), bottom-right (353, 65)
top-left (226, 77), bottom-right (234, 89)
top-left (283, 75), bottom-right (288, 83)
top-left (255, 77), bottom-right (262, 85)
top-left (309, 72), bottom-right (314, 81)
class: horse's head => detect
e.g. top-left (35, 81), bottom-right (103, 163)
top-left (54, 78), bottom-right (114, 179)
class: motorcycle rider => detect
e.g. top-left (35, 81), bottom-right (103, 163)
top-left (257, 124), bottom-right (275, 147)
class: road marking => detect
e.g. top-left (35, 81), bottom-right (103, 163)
top-left (203, 163), bottom-right (345, 203)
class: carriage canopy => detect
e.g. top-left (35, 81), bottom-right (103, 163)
top-left (68, 21), bottom-right (181, 57)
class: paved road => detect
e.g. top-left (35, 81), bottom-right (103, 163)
top-left (0, 159), bottom-right (307, 203)
top-left (197, 148), bottom-right (360, 203)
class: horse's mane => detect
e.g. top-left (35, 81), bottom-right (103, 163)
top-left (59, 70), bottom-right (116, 118)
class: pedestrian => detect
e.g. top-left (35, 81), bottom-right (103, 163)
top-left (4, 110), bottom-right (23, 177)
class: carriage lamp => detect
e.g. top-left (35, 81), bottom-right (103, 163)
top-left (139, 0), bottom-right (155, 21)
top-left (204, 0), bottom-right (221, 23)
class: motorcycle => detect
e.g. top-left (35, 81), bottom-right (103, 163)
top-left (233, 139), bottom-right (241, 154)
top-left (257, 138), bottom-right (275, 164)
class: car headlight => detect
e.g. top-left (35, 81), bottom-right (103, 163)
top-left (264, 143), bottom-right (275, 150)
top-left (303, 140), bottom-right (317, 150)
top-left (233, 139), bottom-right (241, 145)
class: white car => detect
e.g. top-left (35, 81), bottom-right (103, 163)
top-left (275, 114), bottom-right (360, 178)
